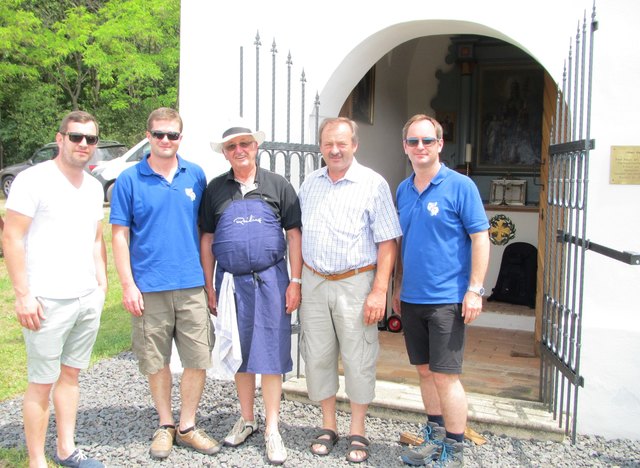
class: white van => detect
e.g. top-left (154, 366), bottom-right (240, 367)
top-left (91, 138), bottom-right (150, 202)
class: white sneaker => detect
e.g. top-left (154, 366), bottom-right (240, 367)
top-left (265, 431), bottom-right (287, 465)
top-left (224, 416), bottom-right (259, 447)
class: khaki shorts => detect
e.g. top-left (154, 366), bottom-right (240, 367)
top-left (24, 288), bottom-right (105, 384)
top-left (132, 287), bottom-right (213, 375)
top-left (299, 269), bottom-right (379, 404)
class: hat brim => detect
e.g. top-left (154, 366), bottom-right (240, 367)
top-left (210, 130), bottom-right (266, 153)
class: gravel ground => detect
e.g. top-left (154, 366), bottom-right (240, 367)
top-left (1, 352), bottom-right (639, 467)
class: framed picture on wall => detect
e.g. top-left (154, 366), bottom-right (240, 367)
top-left (475, 64), bottom-right (544, 174)
top-left (340, 66), bottom-right (375, 125)
top-left (489, 179), bottom-right (527, 205)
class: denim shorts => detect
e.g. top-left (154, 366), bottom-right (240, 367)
top-left (24, 288), bottom-right (105, 384)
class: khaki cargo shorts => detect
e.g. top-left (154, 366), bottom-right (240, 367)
top-left (132, 287), bottom-right (213, 375)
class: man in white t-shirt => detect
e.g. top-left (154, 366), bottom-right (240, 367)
top-left (2, 111), bottom-right (107, 468)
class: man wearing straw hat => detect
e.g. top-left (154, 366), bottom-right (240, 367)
top-left (201, 121), bottom-right (302, 465)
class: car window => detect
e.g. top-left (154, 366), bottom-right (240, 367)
top-left (127, 142), bottom-right (151, 162)
top-left (101, 146), bottom-right (128, 161)
top-left (93, 146), bottom-right (127, 164)
top-left (32, 147), bottom-right (57, 164)
top-left (87, 145), bottom-right (127, 170)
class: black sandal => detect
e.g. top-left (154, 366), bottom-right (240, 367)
top-left (345, 435), bottom-right (370, 463)
top-left (310, 428), bottom-right (339, 456)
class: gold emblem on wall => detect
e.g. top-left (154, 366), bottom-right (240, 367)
top-left (489, 214), bottom-right (517, 246)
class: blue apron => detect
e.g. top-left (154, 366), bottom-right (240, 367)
top-left (213, 198), bottom-right (292, 374)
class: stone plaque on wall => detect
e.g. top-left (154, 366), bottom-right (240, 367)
top-left (610, 146), bottom-right (640, 185)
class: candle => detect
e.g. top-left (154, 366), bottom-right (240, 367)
top-left (465, 144), bottom-right (472, 163)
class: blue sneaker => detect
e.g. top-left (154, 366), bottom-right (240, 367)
top-left (401, 422), bottom-right (446, 466)
top-left (53, 448), bottom-right (104, 468)
top-left (427, 437), bottom-right (464, 467)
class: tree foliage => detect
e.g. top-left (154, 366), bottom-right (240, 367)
top-left (0, 3), bottom-right (42, 94)
top-left (0, 0), bottom-right (180, 168)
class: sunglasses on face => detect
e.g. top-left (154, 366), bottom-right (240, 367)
top-left (150, 130), bottom-right (181, 141)
top-left (405, 137), bottom-right (440, 147)
top-left (224, 141), bottom-right (255, 152)
top-left (61, 132), bottom-right (99, 145)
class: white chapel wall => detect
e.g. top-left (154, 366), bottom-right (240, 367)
top-left (179, 0), bottom-right (640, 439)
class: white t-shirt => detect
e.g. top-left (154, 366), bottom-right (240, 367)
top-left (6, 160), bottom-right (104, 298)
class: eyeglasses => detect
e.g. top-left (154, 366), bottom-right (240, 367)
top-left (150, 130), bottom-right (181, 141)
top-left (405, 137), bottom-right (440, 147)
top-left (224, 141), bottom-right (255, 152)
top-left (61, 132), bottom-right (99, 145)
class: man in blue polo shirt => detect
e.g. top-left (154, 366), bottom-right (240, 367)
top-left (393, 114), bottom-right (489, 467)
top-left (110, 108), bottom-right (219, 460)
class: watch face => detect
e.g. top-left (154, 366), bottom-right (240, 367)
top-left (479, 287), bottom-right (485, 296)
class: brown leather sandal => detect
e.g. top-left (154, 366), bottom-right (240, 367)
top-left (345, 434), bottom-right (370, 463)
top-left (310, 428), bottom-right (339, 456)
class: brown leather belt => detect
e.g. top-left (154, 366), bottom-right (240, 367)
top-left (304, 262), bottom-right (376, 281)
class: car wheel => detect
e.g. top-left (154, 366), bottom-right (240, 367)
top-left (2, 175), bottom-right (14, 197)
top-left (106, 182), bottom-right (115, 203)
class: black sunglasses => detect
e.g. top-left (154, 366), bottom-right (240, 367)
top-left (150, 130), bottom-right (181, 141)
top-left (61, 132), bottom-right (99, 145)
top-left (223, 141), bottom-right (255, 152)
top-left (405, 137), bottom-right (439, 147)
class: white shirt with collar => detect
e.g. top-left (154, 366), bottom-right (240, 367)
top-left (298, 159), bottom-right (401, 275)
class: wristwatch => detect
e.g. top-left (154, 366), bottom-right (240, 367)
top-left (290, 278), bottom-right (302, 284)
top-left (467, 285), bottom-right (485, 296)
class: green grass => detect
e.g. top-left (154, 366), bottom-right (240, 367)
top-left (88, 213), bottom-right (132, 364)
top-left (0, 265), bottom-right (27, 401)
top-left (0, 447), bottom-right (29, 468)
top-left (0, 447), bottom-right (59, 467)
top-left (0, 206), bottom-right (131, 465)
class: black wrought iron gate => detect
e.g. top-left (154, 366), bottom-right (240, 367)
top-left (239, 31), bottom-right (323, 189)
top-left (541, 5), bottom-right (639, 442)
top-left (540, 6), bottom-right (598, 444)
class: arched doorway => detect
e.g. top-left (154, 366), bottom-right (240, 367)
top-left (326, 31), bottom-right (556, 402)
top-left (230, 23), bottom-right (558, 403)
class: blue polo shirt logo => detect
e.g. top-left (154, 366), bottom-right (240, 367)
top-left (427, 201), bottom-right (439, 216)
top-left (185, 187), bottom-right (196, 201)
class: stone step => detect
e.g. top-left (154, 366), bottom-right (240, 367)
top-left (282, 376), bottom-right (565, 442)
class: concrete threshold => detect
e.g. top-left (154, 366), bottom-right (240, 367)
top-left (282, 376), bottom-right (565, 442)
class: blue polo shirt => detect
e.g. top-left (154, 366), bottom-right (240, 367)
top-left (110, 154), bottom-right (207, 293)
top-left (396, 165), bottom-right (488, 304)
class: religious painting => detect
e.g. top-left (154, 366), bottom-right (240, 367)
top-left (475, 64), bottom-right (544, 174)
top-left (436, 111), bottom-right (456, 142)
